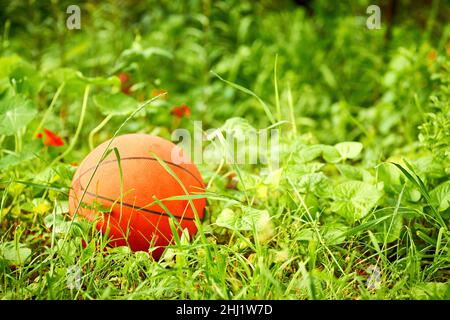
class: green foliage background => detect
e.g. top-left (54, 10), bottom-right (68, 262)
top-left (0, 0), bottom-right (449, 299)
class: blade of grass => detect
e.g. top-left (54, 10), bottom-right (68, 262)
top-left (211, 70), bottom-right (276, 124)
top-left (391, 161), bottom-right (447, 230)
top-left (274, 54), bottom-right (281, 121)
top-left (112, 147), bottom-right (124, 228)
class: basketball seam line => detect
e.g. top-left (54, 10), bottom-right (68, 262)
top-left (78, 156), bottom-right (204, 186)
top-left (80, 189), bottom-right (200, 222)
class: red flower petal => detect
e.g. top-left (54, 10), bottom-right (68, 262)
top-left (43, 128), bottom-right (65, 147)
top-left (181, 104), bottom-right (191, 117)
top-left (118, 72), bottom-right (129, 84)
top-left (171, 104), bottom-right (191, 118)
top-left (171, 106), bottom-right (183, 118)
top-left (118, 72), bottom-right (132, 95)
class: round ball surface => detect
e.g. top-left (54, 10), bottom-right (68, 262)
top-left (68, 133), bottom-right (205, 259)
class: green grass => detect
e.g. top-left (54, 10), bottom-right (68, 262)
top-left (0, 0), bottom-right (449, 300)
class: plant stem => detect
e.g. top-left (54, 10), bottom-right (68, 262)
top-left (34, 82), bottom-right (66, 137)
top-left (49, 85), bottom-right (89, 167)
top-left (89, 114), bottom-right (113, 150)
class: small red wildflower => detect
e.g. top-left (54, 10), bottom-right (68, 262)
top-left (35, 133), bottom-right (43, 138)
top-left (118, 72), bottom-right (129, 84)
top-left (118, 72), bottom-right (132, 95)
top-left (171, 104), bottom-right (191, 118)
top-left (42, 128), bottom-right (64, 147)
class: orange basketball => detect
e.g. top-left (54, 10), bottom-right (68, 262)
top-left (68, 133), bottom-right (206, 259)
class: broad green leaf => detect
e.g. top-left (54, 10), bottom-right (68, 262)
top-left (296, 145), bottom-right (324, 163)
top-left (216, 208), bottom-right (236, 229)
top-left (331, 181), bottom-right (383, 222)
top-left (323, 224), bottom-right (348, 245)
top-left (94, 92), bottom-right (139, 116)
top-left (0, 78), bottom-right (12, 98)
top-left (405, 187), bottom-right (421, 202)
top-left (0, 95), bottom-right (37, 135)
top-left (48, 67), bottom-right (76, 81)
top-left (54, 200), bottom-right (69, 215)
top-left (235, 208), bottom-right (264, 231)
top-left (410, 282), bottom-right (449, 300)
top-left (78, 73), bottom-right (120, 86)
top-left (56, 239), bottom-right (77, 265)
top-left (48, 68), bottom-right (119, 97)
top-left (0, 242), bottom-right (31, 265)
top-left (320, 145), bottom-right (342, 163)
top-left (47, 69), bottom-right (83, 98)
top-left (372, 210), bottom-right (403, 243)
top-left (120, 44), bottom-right (174, 61)
top-left (244, 208), bottom-right (274, 242)
top-left (295, 144), bottom-right (343, 163)
top-left (289, 162), bottom-right (325, 174)
top-left (218, 117), bottom-right (256, 137)
top-left (9, 62), bottom-right (44, 97)
top-left (0, 140), bottom-right (41, 169)
top-left (44, 212), bottom-right (71, 234)
top-left (430, 181), bottom-right (450, 212)
top-left (0, 150), bottom-right (36, 169)
top-left (216, 207), bottom-right (273, 235)
top-left (49, 68), bottom-right (119, 86)
top-left (0, 55), bottom-right (22, 78)
top-left (297, 172), bottom-right (330, 196)
top-left (263, 168), bottom-right (283, 187)
top-left (378, 162), bottom-right (403, 194)
top-left (336, 164), bottom-right (373, 182)
top-left (334, 142), bottom-right (363, 160)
